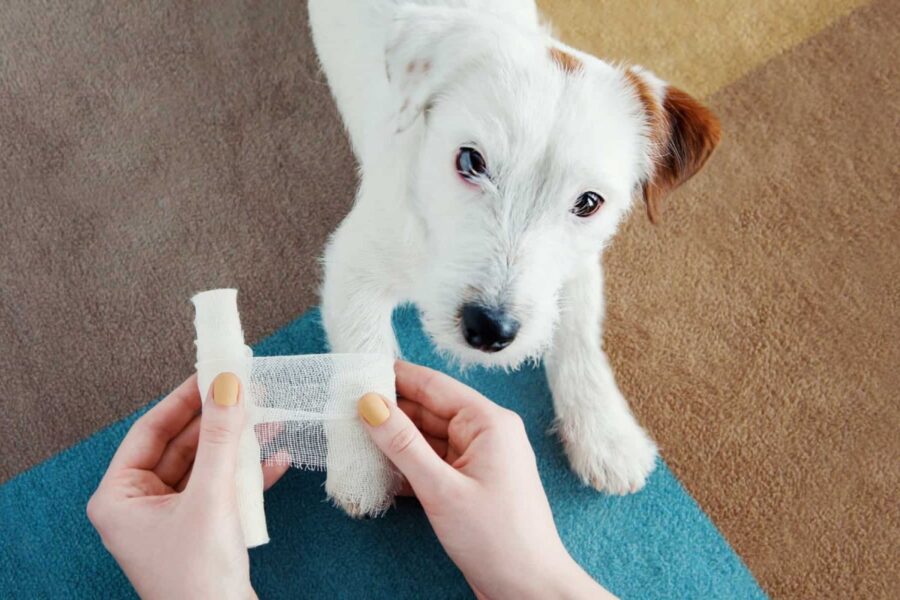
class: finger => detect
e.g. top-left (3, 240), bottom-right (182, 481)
top-left (399, 398), bottom-right (450, 438)
top-left (152, 415), bottom-right (201, 487)
top-left (397, 400), bottom-right (450, 457)
top-left (262, 451), bottom-right (291, 491)
top-left (109, 375), bottom-right (201, 472)
top-left (187, 372), bottom-right (246, 496)
top-left (394, 361), bottom-right (494, 419)
top-left (255, 421), bottom-right (283, 447)
top-left (423, 433), bottom-right (448, 459)
top-left (445, 405), bottom-right (501, 458)
top-left (445, 442), bottom-right (462, 466)
top-left (175, 464), bottom-right (193, 492)
top-left (120, 469), bottom-right (176, 498)
top-left (255, 421), bottom-right (289, 464)
top-left (358, 393), bottom-right (459, 496)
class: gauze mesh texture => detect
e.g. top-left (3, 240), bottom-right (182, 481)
top-left (197, 354), bottom-right (396, 471)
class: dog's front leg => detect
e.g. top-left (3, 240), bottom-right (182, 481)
top-left (545, 258), bottom-right (658, 495)
top-left (321, 225), bottom-right (400, 358)
top-left (320, 213), bottom-right (401, 516)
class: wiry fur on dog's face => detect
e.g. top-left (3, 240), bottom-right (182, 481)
top-left (387, 7), bottom-right (720, 369)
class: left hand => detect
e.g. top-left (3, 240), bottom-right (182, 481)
top-left (87, 373), bottom-right (288, 599)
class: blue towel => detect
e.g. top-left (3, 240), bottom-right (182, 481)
top-left (0, 307), bottom-right (765, 599)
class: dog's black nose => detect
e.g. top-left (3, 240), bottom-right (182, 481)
top-left (461, 304), bottom-right (520, 352)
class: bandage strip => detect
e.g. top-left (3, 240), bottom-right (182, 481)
top-left (247, 354), bottom-right (396, 469)
top-left (192, 289), bottom-right (396, 547)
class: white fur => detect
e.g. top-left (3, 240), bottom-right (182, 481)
top-left (309, 0), bottom-right (662, 514)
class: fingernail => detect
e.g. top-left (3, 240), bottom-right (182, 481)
top-left (358, 393), bottom-right (390, 427)
top-left (212, 372), bottom-right (240, 407)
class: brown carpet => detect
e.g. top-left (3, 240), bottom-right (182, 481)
top-left (0, 0), bottom-right (355, 478)
top-left (603, 1), bottom-right (900, 596)
top-left (1, 1), bottom-right (897, 597)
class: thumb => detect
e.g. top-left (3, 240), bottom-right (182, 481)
top-left (189, 372), bottom-right (246, 495)
top-left (358, 393), bottom-right (457, 496)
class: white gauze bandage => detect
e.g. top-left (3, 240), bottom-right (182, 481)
top-left (191, 289), bottom-right (396, 548)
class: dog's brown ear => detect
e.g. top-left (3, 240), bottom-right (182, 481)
top-left (627, 70), bottom-right (721, 223)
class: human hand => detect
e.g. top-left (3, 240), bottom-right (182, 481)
top-left (87, 373), bottom-right (288, 600)
top-left (358, 361), bottom-right (614, 599)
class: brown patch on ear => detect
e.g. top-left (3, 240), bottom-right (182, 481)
top-left (549, 47), bottom-right (582, 73)
top-left (624, 71), bottom-right (666, 163)
top-left (624, 70), bottom-right (662, 131)
top-left (626, 71), bottom-right (721, 223)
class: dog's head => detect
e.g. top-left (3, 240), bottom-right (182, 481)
top-left (387, 6), bottom-right (721, 368)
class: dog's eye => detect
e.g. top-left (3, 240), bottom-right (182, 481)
top-left (456, 147), bottom-right (488, 180)
top-left (572, 192), bottom-right (604, 218)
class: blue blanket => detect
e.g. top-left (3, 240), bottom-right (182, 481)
top-left (0, 307), bottom-right (764, 599)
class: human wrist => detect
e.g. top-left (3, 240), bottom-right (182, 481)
top-left (517, 550), bottom-right (611, 600)
top-left (550, 555), bottom-right (614, 599)
top-left (480, 545), bottom-right (602, 600)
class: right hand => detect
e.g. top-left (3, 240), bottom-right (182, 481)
top-left (358, 361), bottom-right (613, 599)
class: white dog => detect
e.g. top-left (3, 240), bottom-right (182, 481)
top-left (309, 0), bottom-right (720, 516)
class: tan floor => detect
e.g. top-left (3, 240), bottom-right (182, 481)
top-left (599, 1), bottom-right (899, 595)
top-left (538, 0), bottom-right (866, 97)
top-left (1, 1), bottom-right (897, 597)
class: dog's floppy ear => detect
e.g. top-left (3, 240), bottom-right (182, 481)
top-left (626, 68), bottom-right (722, 223)
top-left (386, 7), bottom-right (496, 132)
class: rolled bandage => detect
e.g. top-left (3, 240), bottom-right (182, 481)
top-left (192, 289), bottom-right (266, 547)
top-left (191, 289), bottom-right (397, 548)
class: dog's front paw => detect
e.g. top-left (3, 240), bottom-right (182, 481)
top-left (324, 420), bottom-right (399, 518)
top-left (325, 467), bottom-right (396, 518)
top-left (558, 411), bottom-right (658, 495)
